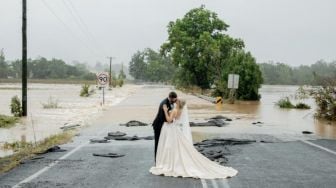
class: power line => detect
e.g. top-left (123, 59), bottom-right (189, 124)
top-left (61, 0), bottom-right (106, 57)
top-left (40, 0), bottom-right (100, 58)
top-left (66, 0), bottom-right (108, 56)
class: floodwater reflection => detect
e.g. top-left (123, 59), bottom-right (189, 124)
top-left (189, 85), bottom-right (336, 140)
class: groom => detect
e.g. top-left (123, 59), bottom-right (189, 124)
top-left (152, 91), bottom-right (178, 161)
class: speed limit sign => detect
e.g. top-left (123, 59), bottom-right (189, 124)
top-left (97, 72), bottom-right (109, 87)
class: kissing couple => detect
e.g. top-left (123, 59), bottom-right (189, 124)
top-left (150, 91), bottom-right (238, 179)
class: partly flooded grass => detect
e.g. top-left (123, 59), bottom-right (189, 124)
top-left (0, 78), bottom-right (96, 85)
top-left (0, 131), bottom-right (74, 174)
top-left (0, 115), bottom-right (19, 128)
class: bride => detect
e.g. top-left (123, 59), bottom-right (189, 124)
top-left (150, 99), bottom-right (238, 179)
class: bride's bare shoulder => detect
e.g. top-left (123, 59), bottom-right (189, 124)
top-left (174, 109), bottom-right (182, 119)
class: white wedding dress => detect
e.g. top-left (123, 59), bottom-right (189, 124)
top-left (149, 106), bottom-right (238, 179)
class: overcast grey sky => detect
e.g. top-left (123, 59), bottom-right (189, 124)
top-left (0, 0), bottom-right (335, 66)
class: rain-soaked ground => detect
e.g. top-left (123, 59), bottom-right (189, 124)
top-left (0, 83), bottom-right (141, 157)
top-left (1, 84), bottom-right (336, 188)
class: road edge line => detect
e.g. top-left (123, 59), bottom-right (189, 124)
top-left (201, 179), bottom-right (208, 188)
top-left (12, 141), bottom-right (89, 188)
top-left (300, 140), bottom-right (336, 156)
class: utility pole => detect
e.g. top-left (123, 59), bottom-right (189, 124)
top-left (106, 56), bottom-right (115, 88)
top-left (22, 0), bottom-right (27, 116)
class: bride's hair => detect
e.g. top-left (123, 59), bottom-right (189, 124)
top-left (177, 99), bottom-right (186, 109)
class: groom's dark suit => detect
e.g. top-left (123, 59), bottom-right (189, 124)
top-left (152, 98), bottom-right (173, 161)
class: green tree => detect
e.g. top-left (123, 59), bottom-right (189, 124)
top-left (294, 65), bottom-right (314, 85)
top-left (129, 48), bottom-right (175, 82)
top-left (0, 49), bottom-right (8, 78)
top-left (160, 6), bottom-right (262, 100)
top-left (145, 49), bottom-right (175, 82)
top-left (221, 51), bottom-right (263, 100)
top-left (7, 57), bottom-right (96, 80)
top-left (118, 65), bottom-right (126, 80)
top-left (9, 60), bottom-right (22, 78)
top-left (259, 60), bottom-right (336, 85)
top-left (161, 6), bottom-right (244, 89)
top-left (129, 51), bottom-right (147, 80)
top-left (259, 62), bottom-right (279, 85)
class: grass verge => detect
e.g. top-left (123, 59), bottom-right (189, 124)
top-left (0, 131), bottom-right (74, 174)
top-left (0, 114), bottom-right (19, 128)
top-left (0, 78), bottom-right (96, 85)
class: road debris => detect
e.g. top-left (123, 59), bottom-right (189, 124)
top-left (120, 120), bottom-right (148, 127)
top-left (92, 153), bottom-right (125, 158)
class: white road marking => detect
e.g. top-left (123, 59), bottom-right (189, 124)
top-left (201, 179), bottom-right (208, 188)
top-left (300, 140), bottom-right (336, 156)
top-left (210, 179), bottom-right (219, 188)
top-left (221, 179), bottom-right (231, 188)
top-left (12, 141), bottom-right (89, 188)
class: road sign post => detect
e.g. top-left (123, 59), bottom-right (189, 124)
top-left (228, 74), bottom-right (239, 104)
top-left (97, 72), bottom-right (109, 105)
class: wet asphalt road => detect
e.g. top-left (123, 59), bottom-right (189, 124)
top-left (1, 86), bottom-right (336, 188)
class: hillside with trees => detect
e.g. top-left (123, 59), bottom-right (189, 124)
top-left (259, 60), bottom-right (336, 85)
top-left (0, 50), bottom-right (96, 81)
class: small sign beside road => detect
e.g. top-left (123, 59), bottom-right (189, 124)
top-left (228, 74), bottom-right (239, 104)
top-left (97, 72), bottom-right (109, 87)
top-left (228, 74), bottom-right (239, 89)
top-left (97, 72), bottom-right (109, 105)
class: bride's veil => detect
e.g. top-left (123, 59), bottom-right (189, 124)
top-left (180, 105), bottom-right (193, 143)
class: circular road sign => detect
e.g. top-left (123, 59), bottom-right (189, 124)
top-left (97, 72), bottom-right (109, 86)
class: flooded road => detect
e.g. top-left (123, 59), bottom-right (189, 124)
top-left (1, 84), bottom-right (335, 157)
top-left (2, 84), bottom-right (336, 188)
top-left (94, 84), bottom-right (336, 142)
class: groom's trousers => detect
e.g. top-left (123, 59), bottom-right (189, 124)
top-left (154, 126), bottom-right (162, 162)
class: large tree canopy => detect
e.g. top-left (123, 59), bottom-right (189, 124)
top-left (161, 6), bottom-right (262, 100)
top-left (161, 6), bottom-right (244, 89)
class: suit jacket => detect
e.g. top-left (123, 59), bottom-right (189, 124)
top-left (152, 98), bottom-right (173, 130)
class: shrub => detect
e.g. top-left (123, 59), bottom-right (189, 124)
top-left (110, 79), bottom-right (117, 88)
top-left (80, 84), bottom-right (90, 97)
top-left (117, 79), bottom-right (124, 87)
top-left (295, 102), bottom-right (311, 109)
top-left (312, 85), bottom-right (336, 120)
top-left (10, 96), bottom-right (22, 117)
top-left (276, 97), bottom-right (294, 108)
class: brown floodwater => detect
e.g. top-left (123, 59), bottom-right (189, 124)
top-left (187, 85), bottom-right (336, 141)
top-left (97, 85), bottom-right (336, 141)
top-left (1, 84), bottom-right (335, 157)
